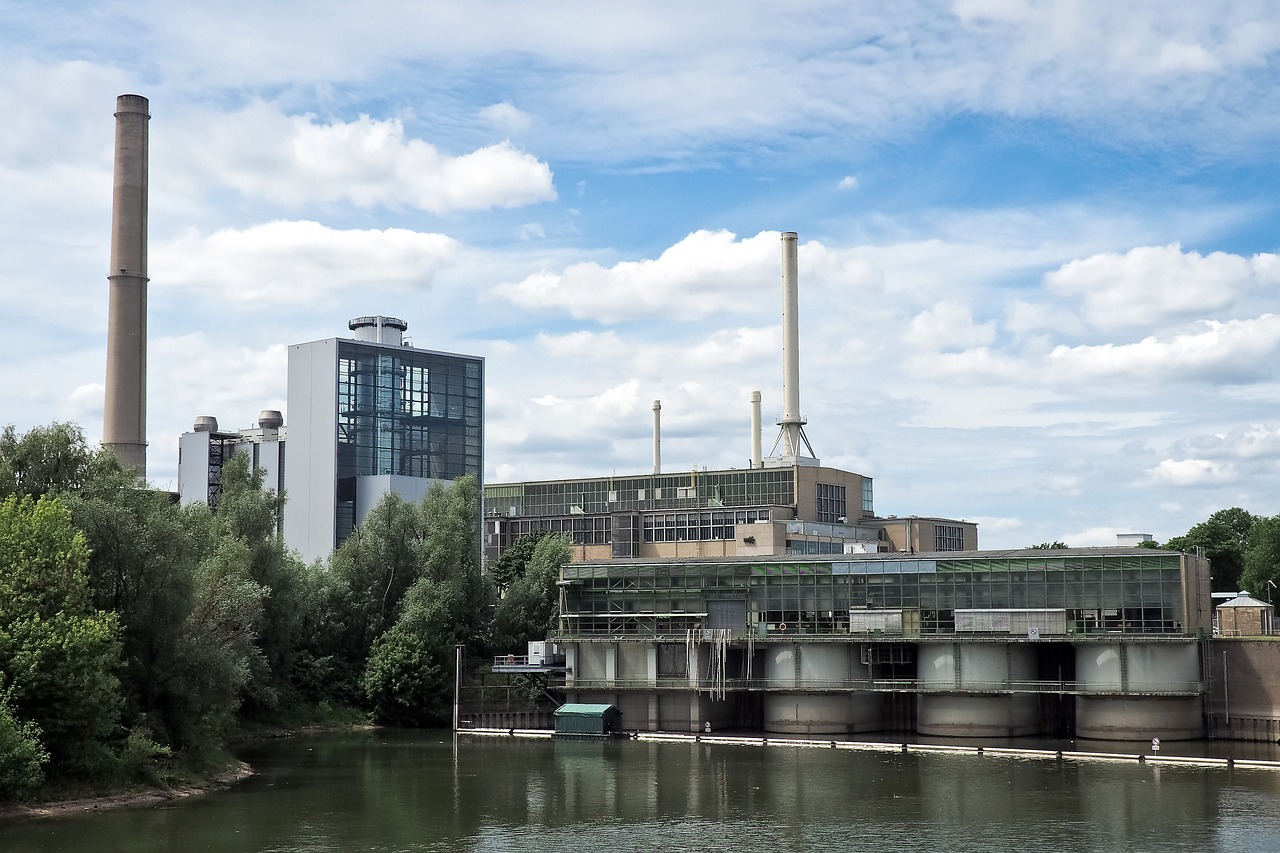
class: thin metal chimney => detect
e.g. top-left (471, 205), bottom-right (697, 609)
top-left (103, 94), bottom-right (150, 478)
top-left (770, 231), bottom-right (817, 462)
top-left (750, 391), bottom-right (762, 468)
top-left (652, 400), bottom-right (662, 474)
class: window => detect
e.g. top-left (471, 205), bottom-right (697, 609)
top-left (935, 524), bottom-right (965, 551)
top-left (816, 483), bottom-right (847, 524)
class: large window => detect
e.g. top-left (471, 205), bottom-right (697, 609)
top-left (816, 483), bottom-right (847, 523)
top-left (935, 524), bottom-right (965, 551)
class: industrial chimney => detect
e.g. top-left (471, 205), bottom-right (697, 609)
top-left (103, 94), bottom-right (150, 478)
top-left (769, 232), bottom-right (818, 464)
top-left (652, 400), bottom-right (662, 474)
top-left (750, 391), bottom-right (762, 469)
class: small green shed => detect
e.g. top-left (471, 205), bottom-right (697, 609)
top-left (553, 703), bottom-right (621, 737)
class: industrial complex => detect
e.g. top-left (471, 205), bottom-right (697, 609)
top-left (100, 94), bottom-right (1271, 743)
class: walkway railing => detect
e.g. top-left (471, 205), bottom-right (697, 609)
top-left (558, 676), bottom-right (1203, 696)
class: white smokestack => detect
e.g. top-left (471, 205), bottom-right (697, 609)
top-left (769, 231), bottom-right (817, 463)
top-left (652, 400), bottom-right (661, 474)
top-left (751, 391), bottom-right (762, 469)
top-left (103, 94), bottom-right (150, 479)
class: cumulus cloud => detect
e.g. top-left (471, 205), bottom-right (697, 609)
top-left (1044, 243), bottom-right (1273, 330)
top-left (837, 175), bottom-right (859, 191)
top-left (1149, 458), bottom-right (1238, 487)
top-left (154, 220), bottom-right (458, 306)
top-left (492, 229), bottom-right (781, 322)
top-left (905, 301), bottom-right (997, 350)
top-left (167, 102), bottom-right (555, 213)
top-left (1046, 315), bottom-right (1280, 384)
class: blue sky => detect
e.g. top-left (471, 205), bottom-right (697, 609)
top-left (3, 0), bottom-right (1280, 549)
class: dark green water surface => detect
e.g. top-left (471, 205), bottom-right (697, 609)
top-left (5, 731), bottom-right (1280, 852)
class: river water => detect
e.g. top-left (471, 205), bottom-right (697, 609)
top-left (5, 731), bottom-right (1280, 852)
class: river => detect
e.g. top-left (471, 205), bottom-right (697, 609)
top-left (4, 731), bottom-right (1280, 852)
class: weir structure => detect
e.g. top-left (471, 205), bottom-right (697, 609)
top-left (103, 93), bottom-right (150, 478)
top-left (550, 547), bottom-right (1215, 741)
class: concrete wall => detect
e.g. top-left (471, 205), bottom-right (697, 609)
top-left (284, 339), bottom-right (338, 563)
top-left (1207, 639), bottom-right (1280, 741)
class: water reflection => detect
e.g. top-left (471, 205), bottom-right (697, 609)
top-left (2, 732), bottom-right (1280, 853)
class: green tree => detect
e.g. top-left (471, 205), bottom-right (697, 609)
top-left (1165, 508), bottom-right (1256, 593)
top-left (0, 422), bottom-right (105, 499)
top-left (0, 678), bottom-right (47, 799)
top-left (211, 452), bottom-right (310, 716)
top-left (362, 476), bottom-right (490, 725)
top-left (0, 495), bottom-right (124, 779)
top-left (1028, 541), bottom-right (1069, 549)
top-left (301, 492), bottom-right (426, 705)
top-left (1241, 514), bottom-right (1280, 598)
top-left (490, 529), bottom-right (554, 595)
top-left (491, 534), bottom-right (570, 654)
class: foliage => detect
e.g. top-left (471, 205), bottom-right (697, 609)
top-left (1028, 541), bottom-right (1069, 549)
top-left (0, 495), bottom-right (124, 780)
top-left (361, 476), bottom-right (490, 726)
top-left (491, 534), bottom-right (570, 654)
top-left (211, 453), bottom-right (309, 716)
top-left (0, 422), bottom-right (105, 499)
top-left (1164, 508), bottom-right (1256, 593)
top-left (362, 624), bottom-right (447, 726)
top-left (0, 680), bottom-right (48, 798)
top-left (301, 493), bottom-right (426, 705)
top-left (490, 529), bottom-right (554, 594)
top-left (1241, 514), bottom-right (1280, 598)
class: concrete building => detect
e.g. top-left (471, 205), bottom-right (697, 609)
top-left (550, 546), bottom-right (1213, 740)
top-left (484, 465), bottom-right (977, 565)
top-left (177, 411), bottom-right (285, 511)
top-left (179, 316), bottom-right (484, 563)
top-left (1216, 593), bottom-right (1274, 636)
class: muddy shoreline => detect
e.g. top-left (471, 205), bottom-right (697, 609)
top-left (0, 761), bottom-right (254, 823)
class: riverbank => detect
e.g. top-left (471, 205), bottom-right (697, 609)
top-left (0, 761), bottom-right (254, 823)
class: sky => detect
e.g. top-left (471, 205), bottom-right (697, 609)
top-left (3, 0), bottom-right (1280, 549)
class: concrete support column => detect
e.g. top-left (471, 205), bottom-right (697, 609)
top-left (605, 643), bottom-right (617, 685)
top-left (646, 644), bottom-right (657, 687)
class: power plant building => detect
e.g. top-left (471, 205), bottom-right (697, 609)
top-left (549, 547), bottom-right (1213, 740)
top-left (484, 465), bottom-right (978, 564)
top-left (178, 316), bottom-right (484, 563)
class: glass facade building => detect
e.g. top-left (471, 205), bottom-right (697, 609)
top-left (556, 548), bottom-right (1212, 639)
top-left (284, 319), bottom-right (483, 563)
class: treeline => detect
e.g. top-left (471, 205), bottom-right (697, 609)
top-left (0, 423), bottom-right (566, 800)
top-left (1156, 508), bottom-right (1280, 595)
top-left (1032, 508), bottom-right (1280, 595)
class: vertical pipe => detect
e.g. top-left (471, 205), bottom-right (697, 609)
top-left (454, 644), bottom-right (464, 732)
top-left (652, 400), bottom-right (661, 474)
top-left (780, 232), bottom-right (801, 450)
top-left (750, 391), bottom-right (762, 468)
top-left (103, 94), bottom-right (150, 478)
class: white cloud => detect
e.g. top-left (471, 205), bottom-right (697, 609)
top-left (905, 301), bottom-right (997, 350)
top-left (166, 102), bottom-right (555, 213)
top-left (837, 175), bottom-right (859, 191)
top-left (1046, 315), bottom-right (1280, 384)
top-left (1149, 458), bottom-right (1238, 487)
top-left (492, 229), bottom-right (781, 322)
top-left (1044, 243), bottom-right (1270, 330)
top-left (154, 221), bottom-right (458, 306)
top-left (479, 102), bottom-right (533, 134)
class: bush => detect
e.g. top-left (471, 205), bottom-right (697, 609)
top-left (0, 690), bottom-right (47, 799)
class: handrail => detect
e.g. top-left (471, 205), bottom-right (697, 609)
top-left (556, 675), bottom-right (1203, 696)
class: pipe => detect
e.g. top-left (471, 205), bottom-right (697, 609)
top-left (751, 391), bottom-right (762, 468)
top-left (103, 94), bottom-right (150, 478)
top-left (652, 400), bottom-right (661, 474)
